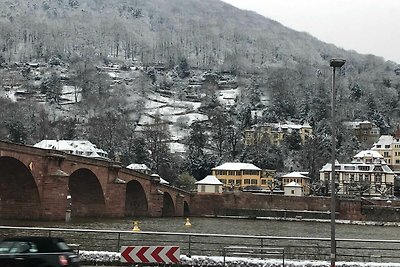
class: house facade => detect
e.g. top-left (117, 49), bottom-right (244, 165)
top-left (244, 122), bottom-right (312, 146)
top-left (281, 172), bottom-right (310, 195)
top-left (319, 150), bottom-right (395, 196)
top-left (343, 120), bottom-right (380, 146)
top-left (284, 182), bottom-right (303, 196)
top-left (195, 175), bottom-right (223, 194)
top-left (371, 135), bottom-right (400, 172)
top-left (211, 162), bottom-right (262, 191)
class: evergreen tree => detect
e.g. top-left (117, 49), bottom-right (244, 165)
top-left (284, 130), bottom-right (302, 151)
top-left (41, 72), bottom-right (62, 104)
top-left (185, 122), bottom-right (216, 180)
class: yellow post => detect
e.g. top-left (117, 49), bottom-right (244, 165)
top-left (184, 218), bottom-right (192, 227)
top-left (132, 221), bottom-right (141, 232)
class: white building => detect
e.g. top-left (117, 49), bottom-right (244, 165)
top-left (34, 140), bottom-right (108, 159)
top-left (281, 172), bottom-right (310, 195)
top-left (195, 175), bottom-right (223, 193)
top-left (284, 182), bottom-right (303, 196)
top-left (319, 150), bottom-right (395, 196)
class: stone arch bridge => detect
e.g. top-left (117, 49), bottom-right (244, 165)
top-left (0, 141), bottom-right (191, 221)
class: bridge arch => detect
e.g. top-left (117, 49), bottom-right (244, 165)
top-left (125, 180), bottom-right (148, 217)
top-left (0, 156), bottom-right (41, 219)
top-left (162, 192), bottom-right (175, 217)
top-left (69, 168), bottom-right (105, 217)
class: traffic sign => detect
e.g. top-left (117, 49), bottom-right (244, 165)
top-left (120, 246), bottom-right (180, 263)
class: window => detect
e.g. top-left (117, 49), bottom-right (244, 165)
top-left (228, 179), bottom-right (234, 184)
top-left (201, 185), bottom-right (206, 192)
top-left (235, 180), bottom-right (242, 185)
top-left (244, 179), bottom-right (250, 184)
top-left (261, 180), bottom-right (267, 185)
top-left (385, 145), bottom-right (390, 148)
top-left (220, 179), bottom-right (226, 184)
top-left (376, 145), bottom-right (381, 148)
top-left (358, 166), bottom-right (369, 171)
top-left (251, 179), bottom-right (258, 185)
top-left (291, 190), bottom-right (295, 194)
top-left (384, 152), bottom-right (389, 157)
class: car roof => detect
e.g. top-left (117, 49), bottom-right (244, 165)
top-left (2, 236), bottom-right (65, 242)
top-left (1, 236), bottom-right (70, 252)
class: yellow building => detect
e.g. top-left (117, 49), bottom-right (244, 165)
top-left (244, 122), bottom-right (312, 146)
top-left (260, 169), bottom-right (277, 191)
top-left (281, 172), bottom-right (311, 195)
top-left (212, 163), bottom-right (262, 191)
top-left (371, 135), bottom-right (400, 172)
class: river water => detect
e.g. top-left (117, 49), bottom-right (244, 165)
top-left (1, 216), bottom-right (399, 240)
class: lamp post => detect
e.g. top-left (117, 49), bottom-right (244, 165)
top-left (329, 58), bottom-right (345, 267)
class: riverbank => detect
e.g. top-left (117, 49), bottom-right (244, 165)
top-left (80, 251), bottom-right (400, 267)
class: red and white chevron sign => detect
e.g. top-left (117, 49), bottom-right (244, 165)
top-left (120, 246), bottom-right (180, 263)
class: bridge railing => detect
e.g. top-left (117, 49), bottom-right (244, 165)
top-left (1, 225), bottom-right (400, 263)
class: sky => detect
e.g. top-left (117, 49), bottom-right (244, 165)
top-left (221, 0), bottom-right (400, 64)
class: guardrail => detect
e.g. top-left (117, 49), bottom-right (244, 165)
top-left (1, 226), bottom-right (400, 263)
top-left (223, 246), bottom-right (285, 266)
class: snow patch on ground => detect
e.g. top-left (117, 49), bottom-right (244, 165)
top-left (79, 251), bottom-right (400, 267)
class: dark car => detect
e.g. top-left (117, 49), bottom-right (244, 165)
top-left (0, 236), bottom-right (80, 267)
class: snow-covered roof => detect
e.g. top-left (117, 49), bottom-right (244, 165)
top-left (353, 150), bottom-right (383, 159)
top-left (195, 175), bottom-right (223, 185)
top-left (373, 135), bottom-right (399, 147)
top-left (212, 162), bottom-right (261, 171)
top-left (343, 120), bottom-right (374, 129)
top-left (284, 181), bottom-right (302, 187)
top-left (282, 172), bottom-right (309, 179)
top-left (150, 173), bottom-right (170, 184)
top-left (33, 140), bottom-right (108, 159)
top-left (320, 162), bottom-right (394, 174)
top-left (160, 177), bottom-right (169, 184)
top-left (126, 164), bottom-right (151, 171)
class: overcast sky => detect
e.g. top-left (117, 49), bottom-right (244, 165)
top-left (221, 0), bottom-right (400, 64)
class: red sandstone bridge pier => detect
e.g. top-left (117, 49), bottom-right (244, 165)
top-left (0, 141), bottom-right (191, 221)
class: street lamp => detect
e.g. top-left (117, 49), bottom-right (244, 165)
top-left (329, 58), bottom-right (345, 267)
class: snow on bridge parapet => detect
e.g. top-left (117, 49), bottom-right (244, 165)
top-left (79, 251), bottom-right (400, 267)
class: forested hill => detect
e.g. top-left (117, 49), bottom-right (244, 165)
top-left (0, 0), bottom-right (386, 69)
top-left (1, 0), bottom-right (400, 185)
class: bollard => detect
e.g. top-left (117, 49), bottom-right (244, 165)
top-left (184, 218), bottom-right (192, 227)
top-left (132, 221), bottom-right (141, 232)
